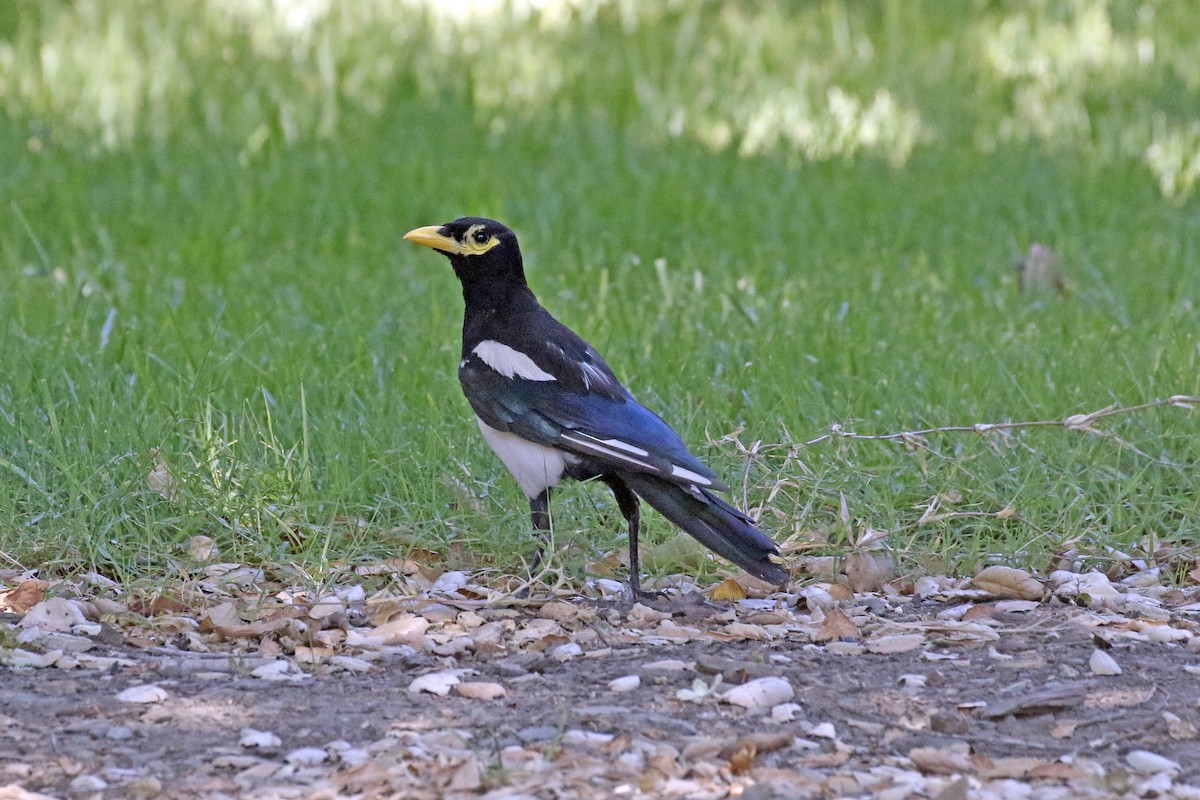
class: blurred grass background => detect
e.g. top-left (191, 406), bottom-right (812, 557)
top-left (0, 0), bottom-right (1197, 586)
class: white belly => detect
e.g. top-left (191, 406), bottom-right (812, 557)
top-left (476, 417), bottom-right (568, 498)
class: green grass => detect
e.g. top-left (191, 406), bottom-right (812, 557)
top-left (0, 1), bottom-right (1198, 587)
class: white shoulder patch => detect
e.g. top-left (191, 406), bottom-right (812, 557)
top-left (473, 340), bottom-right (556, 382)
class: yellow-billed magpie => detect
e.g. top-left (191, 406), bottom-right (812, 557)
top-left (404, 217), bottom-right (788, 597)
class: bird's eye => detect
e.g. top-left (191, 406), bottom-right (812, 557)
top-left (473, 231), bottom-right (489, 244)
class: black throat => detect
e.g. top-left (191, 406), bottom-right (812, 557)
top-left (452, 256), bottom-right (543, 345)
top-left (452, 255), bottom-right (539, 313)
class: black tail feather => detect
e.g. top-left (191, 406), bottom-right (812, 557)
top-left (617, 471), bottom-right (788, 585)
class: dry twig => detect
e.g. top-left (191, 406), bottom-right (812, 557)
top-left (804, 395), bottom-right (1199, 466)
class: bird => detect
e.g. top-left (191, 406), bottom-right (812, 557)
top-left (403, 217), bottom-right (788, 598)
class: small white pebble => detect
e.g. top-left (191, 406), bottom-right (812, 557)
top-left (722, 676), bottom-right (794, 709)
top-left (430, 570), bottom-right (468, 593)
top-left (1137, 772), bottom-right (1176, 795)
top-left (338, 748), bottom-right (370, 768)
top-left (239, 728), bottom-right (282, 748)
top-left (69, 775), bottom-right (108, 792)
top-left (19, 598), bottom-right (89, 632)
top-left (771, 702), bottom-right (802, 723)
top-left (562, 730), bottom-right (615, 746)
top-left (328, 655), bottom-right (373, 673)
top-left (407, 670), bottom-right (461, 696)
top-left (1089, 649), bottom-right (1122, 676)
top-left (115, 685), bottom-right (169, 704)
top-left (1126, 749), bottom-right (1181, 774)
top-left (285, 747), bottom-right (328, 766)
top-left (807, 722), bottom-right (837, 739)
top-left (250, 660), bottom-right (295, 681)
top-left (551, 642), bottom-right (583, 662)
top-left (608, 675), bottom-right (640, 693)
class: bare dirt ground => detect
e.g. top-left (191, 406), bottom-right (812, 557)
top-left (3, 574), bottom-right (1200, 800)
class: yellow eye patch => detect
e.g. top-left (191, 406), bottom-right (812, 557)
top-left (459, 224), bottom-right (500, 256)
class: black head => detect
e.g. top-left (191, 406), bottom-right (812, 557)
top-left (403, 217), bottom-right (520, 267)
top-left (404, 217), bottom-right (536, 313)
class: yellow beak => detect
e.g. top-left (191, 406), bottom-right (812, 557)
top-left (403, 225), bottom-right (462, 255)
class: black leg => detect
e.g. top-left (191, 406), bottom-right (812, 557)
top-left (528, 488), bottom-right (551, 575)
top-left (600, 475), bottom-right (659, 601)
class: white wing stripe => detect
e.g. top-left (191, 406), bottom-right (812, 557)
top-left (671, 465), bottom-right (713, 485)
top-left (597, 437), bottom-right (650, 457)
top-left (561, 432), bottom-right (713, 487)
top-left (473, 340), bottom-right (556, 382)
top-left (560, 433), bottom-right (656, 471)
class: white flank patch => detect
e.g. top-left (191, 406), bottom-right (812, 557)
top-left (477, 418), bottom-right (567, 497)
top-left (473, 340), bottom-right (555, 381)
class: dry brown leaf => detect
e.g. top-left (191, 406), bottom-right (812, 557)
top-left (711, 577), bottom-right (748, 601)
top-left (742, 609), bottom-right (790, 625)
top-left (128, 594), bottom-right (189, 617)
top-left (970, 566), bottom-right (1043, 601)
top-left (680, 738), bottom-right (724, 762)
top-left (866, 633), bottom-right (925, 654)
top-left (445, 756), bottom-right (483, 791)
top-left (961, 604), bottom-right (996, 621)
top-left (627, 603), bottom-right (670, 625)
top-left (186, 535), bottom-right (219, 562)
top-left (720, 731), bottom-right (792, 764)
top-left (727, 740), bottom-right (755, 774)
top-left (454, 681), bottom-right (507, 700)
top-left (814, 607), bottom-right (859, 641)
top-left (748, 767), bottom-right (822, 793)
top-left (294, 645), bottom-right (333, 663)
top-left (371, 615), bottom-right (431, 647)
top-left (723, 622), bottom-right (769, 641)
top-left (1029, 761), bottom-right (1092, 780)
top-left (586, 552), bottom-right (623, 577)
top-left (147, 448), bottom-right (178, 501)
top-left (200, 602), bottom-right (292, 640)
top-left (1050, 720), bottom-right (1080, 739)
top-left (797, 744), bottom-right (852, 768)
top-left (1, 579), bottom-right (47, 613)
top-left (535, 599), bottom-right (578, 621)
top-left (845, 551), bottom-right (893, 593)
top-left (978, 757), bottom-right (1045, 779)
top-left (908, 745), bottom-right (975, 775)
top-left (1164, 711), bottom-right (1199, 740)
top-left (825, 583), bottom-right (855, 602)
top-left (794, 556), bottom-right (839, 580)
top-left (1083, 685), bottom-right (1155, 710)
